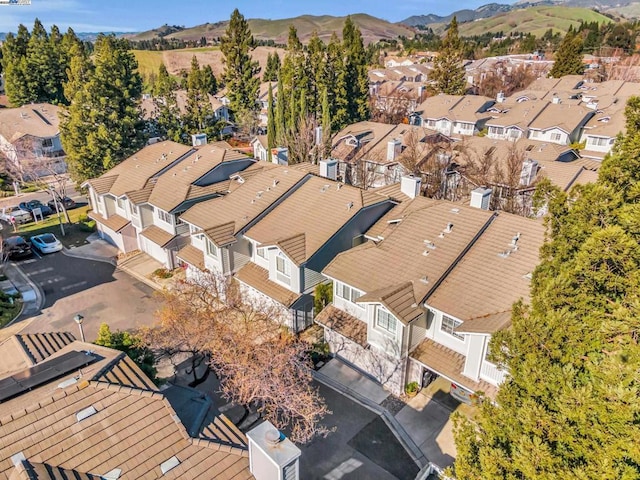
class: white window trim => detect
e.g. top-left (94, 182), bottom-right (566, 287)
top-left (157, 209), bottom-right (172, 224)
top-left (335, 281), bottom-right (365, 310)
top-left (275, 252), bottom-right (291, 285)
top-left (257, 247), bottom-right (267, 259)
top-left (206, 239), bottom-right (218, 258)
top-left (441, 314), bottom-right (464, 341)
top-left (375, 306), bottom-right (397, 336)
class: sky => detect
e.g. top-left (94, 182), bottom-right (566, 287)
top-left (0, 0), bottom-right (507, 33)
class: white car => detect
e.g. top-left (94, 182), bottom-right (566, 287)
top-left (0, 206), bottom-right (32, 224)
top-left (30, 233), bottom-right (63, 254)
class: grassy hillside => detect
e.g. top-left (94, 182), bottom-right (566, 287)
top-left (133, 14), bottom-right (414, 45)
top-left (458, 6), bottom-right (613, 37)
top-left (133, 50), bottom-right (165, 78)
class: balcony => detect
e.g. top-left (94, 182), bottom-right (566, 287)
top-left (480, 361), bottom-right (507, 386)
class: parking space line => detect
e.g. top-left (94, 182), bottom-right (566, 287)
top-left (32, 250), bottom-right (42, 259)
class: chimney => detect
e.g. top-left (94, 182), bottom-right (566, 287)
top-left (551, 95), bottom-right (561, 105)
top-left (271, 147), bottom-right (288, 165)
top-left (314, 126), bottom-right (323, 146)
top-left (400, 175), bottom-right (421, 199)
top-left (519, 159), bottom-right (538, 186)
top-left (470, 187), bottom-right (492, 210)
top-left (319, 159), bottom-right (338, 180)
top-left (496, 91), bottom-right (506, 103)
top-left (387, 138), bottom-right (402, 162)
top-left (247, 421), bottom-right (301, 480)
top-left (191, 133), bottom-right (207, 146)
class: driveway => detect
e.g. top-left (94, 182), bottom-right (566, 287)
top-left (13, 252), bottom-right (161, 341)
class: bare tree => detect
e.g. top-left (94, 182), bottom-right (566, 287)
top-left (370, 88), bottom-right (416, 125)
top-left (287, 114), bottom-right (319, 165)
top-left (140, 271), bottom-right (330, 444)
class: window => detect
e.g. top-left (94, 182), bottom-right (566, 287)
top-left (206, 239), bottom-right (217, 258)
top-left (158, 209), bottom-right (172, 223)
top-left (129, 202), bottom-right (136, 215)
top-left (276, 253), bottom-right (291, 284)
top-left (530, 130), bottom-right (539, 138)
top-left (376, 308), bottom-right (397, 334)
top-left (116, 196), bottom-right (125, 210)
top-left (550, 132), bottom-right (562, 142)
top-left (426, 119), bottom-right (436, 128)
top-left (441, 315), bottom-right (464, 340)
top-left (489, 126), bottom-right (504, 136)
top-left (589, 136), bottom-right (609, 147)
top-left (336, 282), bottom-right (362, 304)
top-left (257, 247), bottom-right (267, 259)
top-left (42, 138), bottom-right (53, 148)
top-left (508, 129), bottom-right (521, 140)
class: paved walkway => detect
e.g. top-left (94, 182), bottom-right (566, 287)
top-left (319, 359), bottom-right (390, 405)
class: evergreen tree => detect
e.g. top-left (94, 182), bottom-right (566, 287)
top-left (431, 17), bottom-right (467, 95)
top-left (275, 74), bottom-right (286, 145)
top-left (25, 19), bottom-right (54, 103)
top-left (267, 83), bottom-right (276, 152)
top-left (152, 64), bottom-right (181, 142)
top-left (549, 29), bottom-right (585, 78)
top-left (306, 32), bottom-right (326, 117)
top-left (263, 51), bottom-right (281, 82)
top-left (321, 87), bottom-right (332, 158)
top-left (325, 33), bottom-right (348, 131)
top-left (451, 96), bottom-right (640, 479)
top-left (2, 24), bottom-right (31, 106)
top-left (201, 64), bottom-right (218, 95)
top-left (220, 9), bottom-right (260, 116)
top-left (60, 35), bottom-right (145, 183)
top-left (184, 55), bottom-right (215, 135)
top-left (63, 42), bottom-right (92, 103)
top-left (342, 17), bottom-right (370, 123)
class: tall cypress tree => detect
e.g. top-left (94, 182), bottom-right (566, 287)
top-left (220, 9), bottom-right (260, 116)
top-left (275, 74), bottom-right (286, 146)
top-left (342, 17), bottom-right (370, 123)
top-left (549, 28), bottom-right (585, 78)
top-left (267, 83), bottom-right (276, 152)
top-left (452, 96), bottom-right (640, 479)
top-left (431, 17), bottom-right (467, 95)
top-left (60, 35), bottom-right (145, 183)
top-left (321, 87), bottom-right (332, 159)
top-left (325, 33), bottom-right (348, 131)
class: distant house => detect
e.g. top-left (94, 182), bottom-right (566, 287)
top-left (413, 94), bottom-right (495, 137)
top-left (579, 107), bottom-right (625, 160)
top-left (526, 102), bottom-right (594, 145)
top-left (0, 103), bottom-right (66, 179)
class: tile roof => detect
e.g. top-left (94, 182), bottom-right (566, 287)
top-left (140, 225), bottom-right (176, 247)
top-left (235, 263), bottom-right (301, 308)
top-left (125, 183), bottom-right (154, 205)
top-left (289, 161), bottom-right (320, 176)
top-left (455, 310), bottom-right (512, 334)
top-left (147, 145), bottom-right (251, 213)
top-left (330, 121), bottom-right (398, 164)
top-left (177, 244), bottom-right (206, 270)
top-left (244, 176), bottom-right (391, 266)
top-left (315, 305), bottom-right (368, 347)
top-left (581, 107), bottom-right (626, 138)
top-left (97, 141), bottom-right (194, 197)
top-left (0, 380), bottom-right (251, 479)
top-left (0, 104), bottom-right (60, 142)
top-left (416, 94), bottom-right (493, 122)
top-left (180, 164), bottom-right (307, 245)
top-left (0, 332), bottom-right (75, 377)
top-left (10, 460), bottom-right (99, 479)
top-left (425, 212), bottom-right (545, 322)
top-left (410, 338), bottom-right (498, 399)
top-left (527, 102), bottom-right (593, 134)
top-left (86, 176), bottom-right (117, 195)
top-left (87, 212), bottom-right (130, 233)
top-left (536, 158), bottom-right (599, 191)
top-left (485, 99), bottom-right (548, 129)
top-left (323, 199), bottom-right (496, 324)
top-left (358, 282), bottom-right (423, 326)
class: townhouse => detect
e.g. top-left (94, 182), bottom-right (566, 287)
top-left (85, 140), bottom-right (255, 267)
top-left (484, 99), bottom-right (549, 142)
top-left (318, 185), bottom-right (545, 397)
top-left (178, 163), bottom-right (397, 331)
top-left (0, 332), bottom-right (299, 480)
top-left (526, 101), bottom-right (594, 145)
top-left (579, 107), bottom-right (625, 160)
top-left (0, 103), bottom-right (66, 179)
top-left (413, 94), bottom-right (495, 137)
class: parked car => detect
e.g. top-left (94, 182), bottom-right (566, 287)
top-left (2, 236), bottom-right (32, 259)
top-left (0, 206), bottom-right (32, 224)
top-left (30, 233), bottom-right (63, 254)
top-left (19, 200), bottom-right (53, 218)
top-left (47, 196), bottom-right (76, 211)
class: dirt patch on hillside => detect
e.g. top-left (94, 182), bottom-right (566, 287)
top-left (162, 46), bottom-right (285, 77)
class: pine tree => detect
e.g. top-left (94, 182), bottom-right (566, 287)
top-left (342, 17), bottom-right (370, 123)
top-left (184, 56), bottom-right (215, 134)
top-left (451, 96), bottom-right (640, 479)
top-left (60, 35), bottom-right (145, 183)
top-left (431, 17), bottom-right (467, 95)
top-left (220, 9), bottom-right (260, 116)
top-left (2, 24), bottom-right (31, 106)
top-left (153, 64), bottom-right (181, 142)
top-left (325, 33), bottom-right (348, 131)
top-left (549, 29), bottom-right (584, 78)
top-left (263, 51), bottom-right (280, 82)
top-left (201, 64), bottom-right (218, 95)
top-left (267, 83), bottom-right (276, 152)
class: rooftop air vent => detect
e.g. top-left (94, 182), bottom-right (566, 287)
top-left (498, 250), bottom-right (511, 258)
top-left (424, 240), bottom-right (436, 249)
top-left (102, 468), bottom-right (122, 480)
top-left (273, 180), bottom-right (279, 187)
top-left (57, 377), bottom-right (79, 389)
top-left (160, 456), bottom-right (180, 475)
top-left (347, 201), bottom-right (354, 210)
top-left (76, 406), bottom-right (97, 422)
top-left (444, 222), bottom-right (453, 233)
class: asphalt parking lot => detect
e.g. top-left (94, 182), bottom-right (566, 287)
top-left (14, 251), bottom-right (161, 341)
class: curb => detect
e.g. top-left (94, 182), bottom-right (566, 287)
top-left (312, 368), bottom-right (428, 470)
top-left (116, 257), bottom-right (162, 291)
top-left (62, 247), bottom-right (117, 266)
top-left (4, 261), bottom-right (45, 327)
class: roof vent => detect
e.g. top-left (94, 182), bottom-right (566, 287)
top-left (232, 174), bottom-right (245, 184)
top-left (451, 208), bottom-right (460, 214)
top-left (256, 191), bottom-right (263, 199)
top-left (423, 240), bottom-right (436, 249)
top-left (102, 468), bottom-right (122, 480)
top-left (498, 250), bottom-right (511, 258)
top-left (76, 405), bottom-right (97, 422)
top-left (11, 452), bottom-right (26, 467)
top-left (419, 275), bottom-right (429, 284)
top-left (422, 250), bottom-right (430, 256)
top-left (57, 377), bottom-right (79, 389)
top-left (160, 153), bottom-right (167, 160)
top-left (160, 456), bottom-right (180, 475)
top-left (273, 179), bottom-right (279, 187)
top-left (320, 185), bottom-right (330, 193)
top-left (337, 183), bottom-right (343, 190)
top-left (347, 201), bottom-right (354, 210)
top-left (510, 232), bottom-right (520, 247)
top-left (445, 222), bottom-right (453, 233)
top-left (523, 272), bottom-right (533, 280)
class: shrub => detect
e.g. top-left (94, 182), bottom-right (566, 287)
top-left (314, 282), bottom-right (333, 315)
top-left (152, 267), bottom-right (173, 279)
top-left (405, 381), bottom-right (420, 396)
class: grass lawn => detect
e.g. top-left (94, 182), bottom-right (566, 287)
top-left (0, 292), bottom-right (22, 328)
top-left (10, 205), bottom-right (94, 249)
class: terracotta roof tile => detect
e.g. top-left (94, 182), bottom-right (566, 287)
top-left (86, 176), bottom-right (117, 195)
top-left (140, 225), bottom-right (175, 247)
top-left (315, 305), bottom-right (368, 347)
top-left (358, 282), bottom-right (423, 326)
top-left (235, 263), bottom-right (300, 308)
top-left (455, 311), bottom-right (512, 334)
top-left (410, 338), bottom-right (498, 399)
top-left (87, 212), bottom-right (130, 233)
top-left (0, 332), bottom-right (76, 377)
top-left (0, 104), bottom-right (61, 142)
top-left (177, 244), bottom-right (205, 270)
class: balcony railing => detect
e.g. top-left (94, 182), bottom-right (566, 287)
top-left (480, 361), bottom-right (507, 385)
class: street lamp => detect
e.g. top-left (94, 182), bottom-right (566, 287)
top-left (74, 314), bottom-right (85, 342)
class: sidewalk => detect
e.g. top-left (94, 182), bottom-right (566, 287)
top-left (2, 260), bottom-right (44, 324)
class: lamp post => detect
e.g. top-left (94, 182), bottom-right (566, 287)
top-left (74, 314), bottom-right (85, 342)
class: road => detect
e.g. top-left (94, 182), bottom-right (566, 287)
top-left (0, 176), bottom-right (84, 210)
top-left (13, 251), bottom-right (161, 342)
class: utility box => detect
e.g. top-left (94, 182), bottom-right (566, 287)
top-left (319, 159), bottom-right (338, 180)
top-left (191, 133), bottom-right (207, 146)
top-left (470, 187), bottom-right (492, 210)
top-left (247, 421), bottom-right (301, 480)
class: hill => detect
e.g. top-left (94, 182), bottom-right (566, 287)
top-left (401, 3), bottom-right (513, 27)
top-left (457, 6), bottom-right (614, 37)
top-left (130, 14), bottom-right (415, 45)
